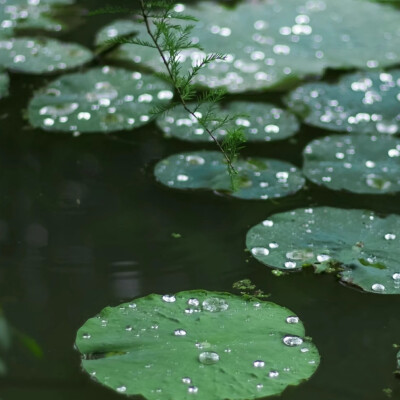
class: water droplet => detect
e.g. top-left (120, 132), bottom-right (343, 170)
top-left (269, 370), bottom-right (279, 378)
top-left (286, 316), bottom-right (299, 324)
top-left (283, 335), bottom-right (303, 346)
top-left (317, 254), bottom-right (330, 262)
top-left (116, 386), bottom-right (126, 393)
top-left (384, 233), bottom-right (396, 240)
top-left (392, 273), bottom-right (400, 280)
top-left (177, 174), bottom-right (189, 182)
top-left (262, 220), bottom-right (274, 227)
top-left (202, 298), bottom-right (229, 312)
top-left (284, 261), bottom-right (297, 269)
top-left (174, 329), bottom-right (187, 336)
top-left (253, 360), bottom-right (265, 368)
top-left (125, 325), bottom-right (133, 331)
top-left (187, 298), bottom-right (200, 306)
top-left (128, 303), bottom-right (137, 309)
top-left (182, 377), bottom-right (191, 384)
top-left (251, 247), bottom-right (269, 256)
top-left (188, 386), bottom-right (198, 393)
top-left (198, 351), bottom-right (220, 365)
top-left (301, 347), bottom-right (309, 353)
top-left (82, 333), bottom-right (91, 339)
top-left (372, 283), bottom-right (385, 292)
top-left (162, 294), bottom-right (176, 303)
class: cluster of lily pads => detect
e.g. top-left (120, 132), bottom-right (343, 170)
top-left (2, 0), bottom-right (400, 398)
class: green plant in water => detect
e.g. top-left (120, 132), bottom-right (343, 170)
top-left (93, 0), bottom-right (246, 187)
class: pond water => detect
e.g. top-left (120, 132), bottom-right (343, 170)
top-left (1, 0), bottom-right (400, 399)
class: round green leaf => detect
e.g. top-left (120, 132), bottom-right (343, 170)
top-left (95, 19), bottom-right (138, 47)
top-left (106, 0), bottom-right (400, 93)
top-left (75, 291), bottom-right (320, 400)
top-left (0, 0), bottom-right (75, 37)
top-left (154, 151), bottom-right (305, 200)
top-left (27, 66), bottom-right (173, 134)
top-left (0, 37), bottom-right (92, 74)
top-left (303, 134), bottom-right (400, 194)
top-left (0, 71), bottom-right (9, 99)
top-left (246, 207), bottom-right (400, 294)
top-left (156, 102), bottom-right (299, 142)
top-left (285, 69), bottom-right (400, 134)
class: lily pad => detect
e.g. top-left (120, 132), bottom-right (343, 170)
top-left (0, 71), bottom-right (9, 99)
top-left (156, 101), bottom-right (299, 142)
top-left (303, 134), bottom-right (400, 194)
top-left (95, 19), bottom-right (138, 47)
top-left (0, 37), bottom-right (93, 74)
top-left (154, 151), bottom-right (305, 200)
top-left (0, 0), bottom-right (75, 37)
top-left (106, 0), bottom-right (400, 92)
top-left (246, 207), bottom-right (400, 294)
top-left (75, 290), bottom-right (320, 400)
top-left (27, 66), bottom-right (173, 134)
top-left (285, 69), bottom-right (400, 134)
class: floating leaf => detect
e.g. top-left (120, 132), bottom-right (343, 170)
top-left (28, 66), bottom-right (173, 134)
top-left (154, 151), bottom-right (305, 200)
top-left (106, 0), bottom-right (400, 92)
top-left (0, 37), bottom-right (92, 74)
top-left (246, 207), bottom-right (400, 294)
top-left (303, 134), bottom-right (400, 194)
top-left (0, 71), bottom-right (9, 99)
top-left (95, 19), bottom-right (138, 47)
top-left (75, 290), bottom-right (320, 400)
top-left (285, 69), bottom-right (400, 134)
top-left (156, 101), bottom-right (299, 142)
top-left (0, 0), bottom-right (76, 37)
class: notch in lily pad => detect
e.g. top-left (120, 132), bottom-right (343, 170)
top-left (75, 290), bottom-right (320, 400)
top-left (246, 207), bottom-right (400, 294)
top-left (303, 134), bottom-right (400, 194)
top-left (285, 69), bottom-right (400, 134)
top-left (154, 151), bottom-right (305, 200)
top-left (28, 66), bottom-right (173, 134)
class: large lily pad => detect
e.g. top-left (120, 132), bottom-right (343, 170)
top-left (106, 0), bottom-right (400, 93)
top-left (285, 70), bottom-right (400, 134)
top-left (154, 151), bottom-right (305, 200)
top-left (246, 207), bottom-right (400, 294)
top-left (0, 71), bottom-right (9, 99)
top-left (303, 134), bottom-right (400, 194)
top-left (156, 101), bottom-right (299, 142)
top-left (0, 37), bottom-right (92, 74)
top-left (75, 290), bottom-right (320, 400)
top-left (28, 66), bottom-right (173, 134)
top-left (0, 0), bottom-right (75, 37)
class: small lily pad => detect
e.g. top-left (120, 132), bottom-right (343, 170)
top-left (154, 151), bottom-right (305, 200)
top-left (285, 69), bottom-right (400, 134)
top-left (95, 19), bottom-right (138, 47)
top-left (0, 37), bottom-right (93, 74)
top-left (75, 290), bottom-right (320, 400)
top-left (0, 0), bottom-right (75, 37)
top-left (28, 66), bottom-right (173, 133)
top-left (303, 134), bottom-right (400, 194)
top-left (106, 0), bottom-right (400, 92)
top-left (0, 71), bottom-right (9, 99)
top-left (156, 101), bottom-right (299, 142)
top-left (246, 207), bottom-right (400, 294)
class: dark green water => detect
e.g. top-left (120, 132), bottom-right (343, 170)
top-left (0, 1), bottom-right (400, 399)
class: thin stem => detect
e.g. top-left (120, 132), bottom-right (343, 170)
top-left (139, 0), bottom-right (237, 174)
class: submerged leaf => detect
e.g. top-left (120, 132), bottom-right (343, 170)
top-left (285, 69), bottom-right (400, 134)
top-left (0, 37), bottom-right (92, 74)
top-left (28, 66), bottom-right (173, 133)
top-left (154, 151), bottom-right (305, 200)
top-left (303, 134), bottom-right (400, 194)
top-left (75, 290), bottom-right (320, 400)
top-left (156, 101), bottom-right (299, 142)
top-left (246, 207), bottom-right (400, 294)
top-left (106, 0), bottom-right (400, 92)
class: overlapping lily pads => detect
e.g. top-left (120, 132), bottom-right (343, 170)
top-left (154, 151), bottom-right (305, 200)
top-left (28, 66), bottom-right (173, 133)
top-left (246, 207), bottom-right (400, 294)
top-left (0, 71), bottom-right (9, 99)
top-left (303, 134), bottom-right (400, 194)
top-left (156, 102), bottom-right (299, 142)
top-left (0, 37), bottom-right (92, 74)
top-left (285, 70), bottom-right (400, 134)
top-left (105, 0), bottom-right (400, 92)
top-left (75, 290), bottom-right (320, 400)
top-left (0, 0), bottom-right (76, 37)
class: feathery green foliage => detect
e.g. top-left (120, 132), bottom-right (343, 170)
top-left (92, 0), bottom-right (246, 181)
